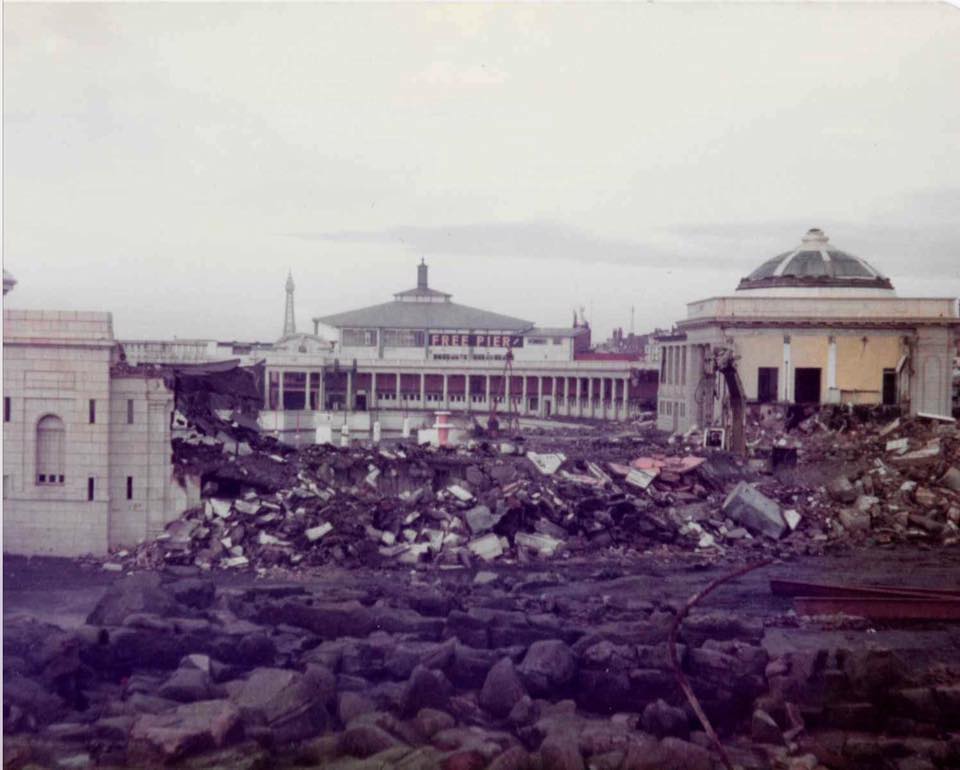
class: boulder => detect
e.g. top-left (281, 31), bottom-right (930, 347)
top-left (87, 573), bottom-right (180, 626)
top-left (400, 665), bottom-right (453, 716)
top-left (517, 639), bottom-right (576, 696)
top-left (129, 699), bottom-right (241, 761)
top-left (479, 658), bottom-right (526, 717)
top-left (168, 578), bottom-right (216, 609)
top-left (158, 667), bottom-right (213, 703)
top-left (540, 734), bottom-right (585, 770)
top-left (231, 666), bottom-right (333, 742)
top-left (642, 699), bottom-right (689, 739)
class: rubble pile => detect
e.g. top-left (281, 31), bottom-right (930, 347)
top-left (802, 414), bottom-right (960, 547)
top-left (108, 431), bottom-right (846, 574)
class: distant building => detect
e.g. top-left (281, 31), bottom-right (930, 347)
top-left (3, 307), bottom-right (183, 556)
top-left (657, 228), bottom-right (960, 433)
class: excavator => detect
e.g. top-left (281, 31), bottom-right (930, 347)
top-left (704, 346), bottom-right (747, 456)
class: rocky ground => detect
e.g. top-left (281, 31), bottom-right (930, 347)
top-left (4, 546), bottom-right (960, 770)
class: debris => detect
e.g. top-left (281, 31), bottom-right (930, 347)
top-left (722, 482), bottom-right (787, 540)
top-left (526, 451), bottom-right (566, 476)
top-left (305, 523), bottom-right (333, 542)
top-left (467, 534), bottom-right (504, 561)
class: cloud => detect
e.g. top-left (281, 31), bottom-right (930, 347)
top-left (287, 221), bottom-right (676, 267)
top-left (412, 61), bottom-right (508, 88)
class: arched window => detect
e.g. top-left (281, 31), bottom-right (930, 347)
top-left (36, 415), bottom-right (65, 485)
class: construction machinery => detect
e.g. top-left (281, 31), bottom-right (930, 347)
top-left (705, 346), bottom-right (747, 456)
top-left (487, 347), bottom-right (519, 436)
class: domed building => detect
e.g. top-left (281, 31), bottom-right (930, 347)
top-left (656, 228), bottom-right (959, 435)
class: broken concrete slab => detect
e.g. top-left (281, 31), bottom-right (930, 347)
top-left (722, 482), bottom-right (787, 540)
top-left (467, 533), bottom-right (504, 561)
top-left (465, 505), bottom-right (501, 535)
top-left (526, 452), bottom-right (566, 476)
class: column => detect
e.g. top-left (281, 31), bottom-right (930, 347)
top-left (419, 373), bottom-right (425, 408)
top-left (622, 376), bottom-right (630, 422)
top-left (395, 372), bottom-right (401, 404)
top-left (465, 374), bottom-right (471, 413)
top-left (346, 371), bottom-right (353, 412)
top-left (827, 336), bottom-right (838, 403)
top-left (521, 375), bottom-right (528, 415)
top-left (781, 335), bottom-right (792, 402)
top-left (505, 374), bottom-right (511, 413)
top-left (538, 376), bottom-right (545, 417)
top-left (485, 375), bottom-right (491, 408)
top-left (371, 372), bottom-right (378, 410)
top-left (443, 374), bottom-right (449, 409)
top-left (588, 378), bottom-right (595, 418)
top-left (576, 378), bottom-right (583, 418)
top-left (278, 369), bottom-right (285, 412)
top-left (319, 367), bottom-right (326, 412)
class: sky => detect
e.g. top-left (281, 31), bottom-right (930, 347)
top-left (3, 2), bottom-right (959, 342)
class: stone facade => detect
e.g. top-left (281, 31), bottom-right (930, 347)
top-left (655, 231), bottom-right (960, 435)
top-left (3, 309), bottom-right (177, 556)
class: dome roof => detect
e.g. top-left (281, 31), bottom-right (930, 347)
top-left (737, 228), bottom-right (893, 292)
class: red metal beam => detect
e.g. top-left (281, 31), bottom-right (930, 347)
top-left (793, 596), bottom-right (960, 621)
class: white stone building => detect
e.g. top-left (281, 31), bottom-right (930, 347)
top-left (656, 229), bottom-right (960, 434)
top-left (3, 308), bottom-right (180, 556)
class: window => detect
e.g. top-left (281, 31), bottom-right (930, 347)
top-left (342, 329), bottom-right (377, 347)
top-left (126, 476), bottom-right (133, 500)
top-left (383, 329), bottom-right (425, 347)
top-left (89, 399), bottom-right (96, 424)
top-left (4, 397), bottom-right (10, 422)
top-left (88, 477), bottom-right (95, 501)
top-left (282, 372), bottom-right (307, 410)
top-left (309, 372), bottom-right (320, 410)
top-left (127, 399), bottom-right (135, 424)
top-left (36, 415), bottom-right (66, 485)
top-left (757, 367), bottom-right (779, 403)
top-left (552, 337), bottom-right (562, 345)
top-left (527, 338), bottom-right (547, 346)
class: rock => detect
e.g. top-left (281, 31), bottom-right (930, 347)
top-left (517, 639), bottom-right (576, 696)
top-left (338, 724), bottom-right (406, 758)
top-left (401, 665), bottom-right (454, 716)
top-left (826, 475), bottom-right (859, 504)
top-left (751, 709), bottom-right (783, 744)
top-left (721, 482), bottom-right (786, 539)
top-left (487, 746), bottom-right (532, 770)
top-left (838, 507), bottom-right (871, 532)
top-left (479, 658), bottom-right (526, 717)
top-left (465, 505), bottom-right (500, 534)
top-left (412, 708), bottom-right (455, 739)
top-left (942, 467), bottom-right (960, 493)
top-left (158, 667), bottom-right (213, 702)
top-left (231, 666), bottom-right (333, 742)
top-left (622, 736), bottom-right (711, 770)
top-left (129, 699), bottom-right (241, 761)
top-left (539, 734), bottom-right (585, 770)
top-left (642, 699), bottom-right (689, 739)
top-left (87, 572), bottom-right (180, 626)
top-left (338, 692), bottom-right (377, 725)
top-left (467, 533), bottom-right (504, 561)
top-left (168, 578), bottom-right (216, 609)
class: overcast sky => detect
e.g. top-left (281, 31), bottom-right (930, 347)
top-left (3, 2), bottom-right (959, 342)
